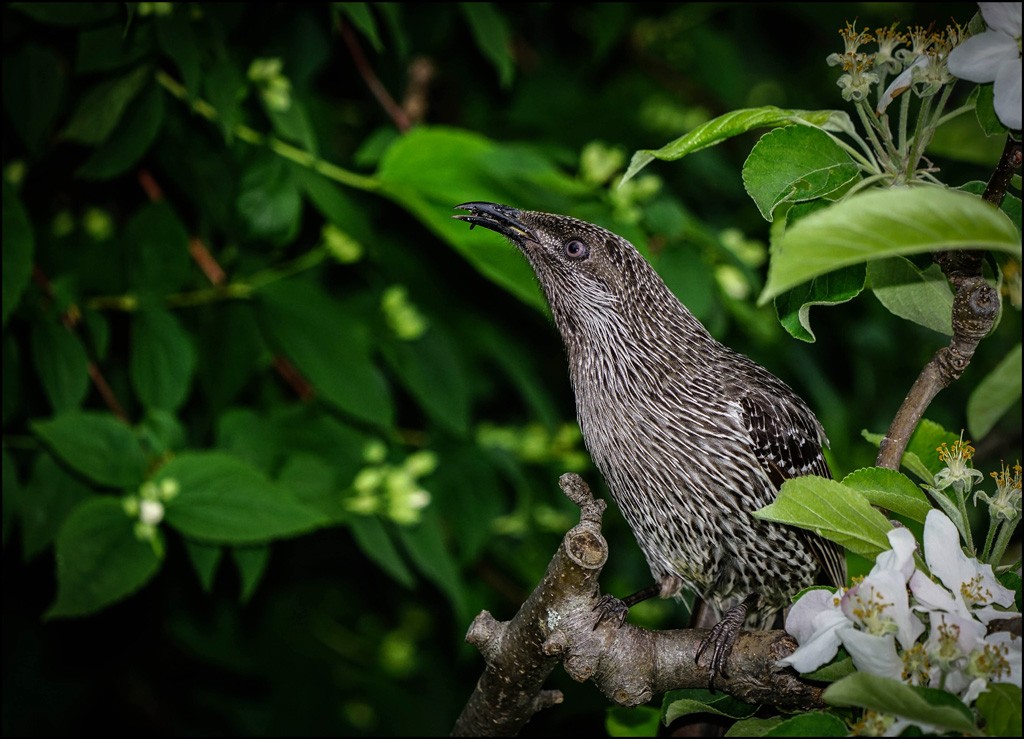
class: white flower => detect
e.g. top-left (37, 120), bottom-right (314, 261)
top-left (948, 2), bottom-right (1023, 129)
top-left (777, 588), bottom-right (853, 672)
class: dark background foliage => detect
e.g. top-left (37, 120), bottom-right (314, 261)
top-left (2, 2), bottom-right (1017, 736)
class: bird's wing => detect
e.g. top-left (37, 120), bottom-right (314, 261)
top-left (727, 362), bottom-right (847, 588)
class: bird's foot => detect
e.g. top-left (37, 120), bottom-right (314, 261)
top-left (592, 583), bottom-right (663, 629)
top-left (694, 593), bottom-right (760, 690)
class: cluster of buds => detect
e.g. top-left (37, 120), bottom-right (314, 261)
top-left (347, 441), bottom-right (435, 525)
top-left (123, 477), bottom-right (180, 544)
top-left (248, 57), bottom-right (292, 112)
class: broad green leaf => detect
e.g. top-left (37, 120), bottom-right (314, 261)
top-left (236, 155), bottom-right (302, 245)
top-left (803, 655), bottom-right (855, 683)
top-left (841, 467), bottom-right (932, 524)
top-left (775, 263), bottom-right (864, 342)
top-left (74, 22), bottom-right (151, 75)
top-left (760, 712), bottom-right (847, 737)
top-left (47, 497), bottom-right (162, 618)
top-left (232, 545), bottom-right (269, 603)
top-left (77, 83), bottom-right (165, 180)
top-left (266, 99), bottom-right (318, 157)
top-left (623, 107), bottom-right (847, 184)
top-left (130, 307), bottom-right (197, 411)
top-left (9, 2), bottom-right (119, 26)
top-left (197, 302), bottom-right (263, 410)
top-left (606, 706), bottom-right (660, 737)
top-left (959, 180), bottom-right (1022, 235)
top-left (905, 419), bottom-right (961, 478)
top-left (257, 279), bottom-right (393, 428)
top-left (184, 540), bottom-right (222, 592)
top-left (977, 683), bottom-right (1022, 738)
top-left (754, 476), bottom-right (893, 560)
top-left (861, 429), bottom-right (935, 485)
top-left (377, 126), bottom-right (591, 310)
top-left (349, 514), bottom-right (415, 588)
top-left (203, 57), bottom-right (247, 141)
top-left (125, 202), bottom-right (191, 295)
top-left (2, 186), bottom-right (34, 327)
top-left (32, 412), bottom-right (147, 488)
top-left (31, 317), bottom-right (89, 413)
top-left (155, 10), bottom-right (202, 100)
top-left (973, 83), bottom-right (1005, 137)
top-left (742, 125), bottom-right (860, 222)
top-left (662, 689), bottom-right (758, 724)
top-left (382, 327), bottom-right (470, 435)
top-left (396, 507), bottom-right (469, 620)
top-left (20, 451), bottom-right (92, 560)
top-left (967, 343), bottom-right (1022, 440)
top-left (867, 257), bottom-right (954, 335)
top-left (761, 187), bottom-right (1021, 304)
top-left (459, 3), bottom-right (514, 87)
top-left (824, 673), bottom-right (978, 734)
top-left (62, 64), bottom-right (152, 145)
top-left (276, 453), bottom-right (347, 522)
top-left (159, 452), bottom-right (328, 545)
top-left (726, 717), bottom-right (783, 737)
top-left (2, 43), bottom-right (64, 154)
top-left (337, 2), bottom-right (384, 51)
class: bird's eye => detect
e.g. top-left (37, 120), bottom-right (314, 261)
top-left (564, 240), bottom-right (589, 260)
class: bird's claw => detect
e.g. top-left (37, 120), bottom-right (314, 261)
top-left (592, 594), bottom-right (630, 629)
top-left (694, 593), bottom-right (759, 690)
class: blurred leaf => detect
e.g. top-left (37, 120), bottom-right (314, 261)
top-left (725, 712), bottom-right (846, 737)
top-left (840, 467), bottom-right (932, 524)
top-left (258, 278), bottom-right (393, 428)
top-left (349, 514), bottom-right (415, 588)
top-left (2, 186), bottom-right (34, 327)
top-left (431, 443), bottom-right (505, 563)
top-left (742, 125), bottom-right (860, 222)
top-left (2, 448), bottom-right (18, 545)
top-left (382, 327), bottom-right (470, 435)
top-left (159, 451), bottom-right (328, 545)
top-left (761, 188), bottom-right (1022, 303)
top-left (775, 264), bottom-right (865, 343)
top-left (232, 545), bottom-right (269, 603)
top-left (976, 683), bottom-right (1022, 738)
top-left (155, 10), bottom-right (202, 100)
top-left (824, 673), bottom-right (977, 734)
top-left (867, 257), bottom-right (953, 335)
top-left (130, 307), bottom-right (197, 411)
top-left (276, 453), bottom-right (347, 522)
top-left (62, 64), bottom-right (152, 145)
top-left (396, 507), bottom-right (468, 619)
top-left (662, 688), bottom-right (758, 723)
top-left (47, 497), bottom-right (163, 618)
top-left (959, 181), bottom-right (1022, 236)
top-left (236, 155), bottom-right (302, 244)
top-left (459, 3), bottom-right (514, 87)
top-left (197, 301), bottom-right (264, 410)
top-left (32, 412), bottom-right (147, 488)
top-left (337, 2), bottom-right (383, 52)
top-left (972, 83), bottom-right (1005, 137)
top-left (967, 343), bottom-right (1022, 440)
top-left (2, 43), bottom-right (64, 153)
top-left (20, 452), bottom-right (92, 561)
top-left (31, 317), bottom-right (90, 413)
top-left (606, 706), bottom-right (660, 737)
top-left (203, 57), bottom-right (247, 141)
top-left (754, 476), bottom-right (892, 561)
top-left (266, 99), bottom-right (318, 157)
top-left (74, 21), bottom-right (153, 75)
top-left (216, 408), bottom-right (281, 474)
top-left (3, 334), bottom-right (22, 426)
top-left (295, 169), bottom-right (373, 242)
top-left (623, 107), bottom-right (849, 184)
top-left (77, 83), bottom-right (165, 180)
top-left (9, 2), bottom-right (119, 25)
top-left (184, 540), bottom-right (222, 592)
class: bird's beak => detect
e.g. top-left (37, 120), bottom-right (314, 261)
top-left (453, 202), bottom-right (538, 243)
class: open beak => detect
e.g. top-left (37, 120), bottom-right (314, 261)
top-left (453, 202), bottom-right (537, 243)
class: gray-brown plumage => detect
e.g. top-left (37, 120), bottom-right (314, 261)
top-left (454, 202), bottom-right (845, 679)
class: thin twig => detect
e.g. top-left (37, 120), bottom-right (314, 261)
top-left (337, 18), bottom-right (412, 132)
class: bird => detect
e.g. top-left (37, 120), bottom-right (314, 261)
top-left (454, 201), bottom-right (845, 683)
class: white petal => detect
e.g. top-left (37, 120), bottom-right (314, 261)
top-left (910, 569), bottom-right (962, 615)
top-left (784, 588), bottom-right (842, 643)
top-left (947, 32), bottom-right (1018, 83)
top-left (876, 59), bottom-right (922, 114)
top-left (987, 631), bottom-right (1023, 688)
top-left (979, 2), bottom-right (1023, 37)
top-left (993, 56), bottom-right (1023, 129)
top-left (962, 677), bottom-right (989, 704)
top-left (875, 525), bottom-right (918, 581)
top-left (777, 614), bottom-right (851, 673)
top-left (842, 629), bottom-right (904, 679)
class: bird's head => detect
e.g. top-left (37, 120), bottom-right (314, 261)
top-left (453, 202), bottom-right (666, 326)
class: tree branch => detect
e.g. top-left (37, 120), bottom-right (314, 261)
top-left (451, 474), bottom-right (824, 737)
top-left (877, 135), bottom-right (1021, 469)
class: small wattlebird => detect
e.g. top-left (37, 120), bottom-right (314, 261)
top-left (454, 202), bottom-right (845, 685)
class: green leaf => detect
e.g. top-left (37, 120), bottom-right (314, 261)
top-left (754, 476), bottom-right (893, 561)
top-left (967, 343), bottom-right (1022, 440)
top-left (276, 454), bottom-right (347, 522)
top-left (742, 125), bottom-right (860, 222)
top-left (155, 10), bottom-right (202, 100)
top-left (197, 302), bottom-right (263, 410)
top-left (396, 507), bottom-right (468, 619)
top-left (802, 655), bottom-right (855, 683)
top-left (972, 83), bottom-right (1005, 137)
top-left (232, 545), bottom-right (269, 603)
top-left (159, 452), bottom-right (328, 545)
top-left (662, 688), bottom-right (758, 724)
top-left (20, 451), bottom-right (92, 561)
top-left (47, 497), bottom-right (162, 618)
top-left (265, 99), bottom-right (318, 157)
top-left (236, 155), bottom-right (302, 244)
top-left (977, 683), bottom-right (1022, 738)
top-left (10, 2), bottom-right (119, 26)
top-left (382, 328), bottom-right (470, 435)
top-left (760, 187), bottom-right (1022, 304)
top-left (606, 706), bottom-right (661, 737)
top-left (459, 3), bottom-right (514, 87)
top-left (31, 317), bottom-right (90, 413)
top-left (77, 83), bottom-right (165, 180)
top-left (130, 307), bottom-right (197, 411)
top-left (775, 263), bottom-right (864, 343)
top-left (905, 419), bottom-right (960, 478)
top-left (337, 2), bottom-right (384, 52)
top-left (2, 448), bottom-right (18, 545)
top-left (2, 186), bottom-right (34, 327)
top-left (257, 279), bottom-right (393, 428)
top-left (2, 43), bottom-right (65, 154)
top-left (32, 412), bottom-right (147, 488)
top-left (760, 712), bottom-right (847, 737)
top-left (623, 107), bottom-right (848, 184)
top-left (867, 257), bottom-right (954, 335)
top-left (726, 717), bottom-right (784, 737)
top-left (125, 202), bottom-right (191, 293)
top-left (184, 539), bottom-right (222, 592)
top-left (840, 467), bottom-right (932, 524)
top-left (62, 64), bottom-right (152, 145)
top-left (203, 57), bottom-right (247, 141)
top-left (349, 514), bottom-right (415, 588)
top-left (824, 673), bottom-right (978, 734)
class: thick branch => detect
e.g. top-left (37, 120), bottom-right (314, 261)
top-left (452, 474), bottom-right (824, 737)
top-left (877, 135), bottom-right (1020, 469)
